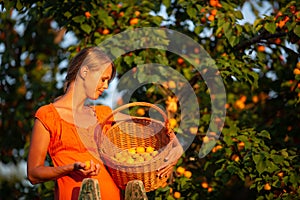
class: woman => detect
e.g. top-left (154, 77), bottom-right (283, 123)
top-left (27, 47), bottom-right (121, 200)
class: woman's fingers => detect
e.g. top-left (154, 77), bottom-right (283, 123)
top-left (73, 160), bottom-right (100, 176)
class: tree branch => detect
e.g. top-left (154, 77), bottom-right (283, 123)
top-left (235, 31), bottom-right (288, 50)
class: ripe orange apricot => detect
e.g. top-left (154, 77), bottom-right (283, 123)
top-left (211, 9), bottom-right (217, 16)
top-left (252, 95), bottom-right (259, 103)
top-left (136, 108), bottom-right (145, 116)
top-left (168, 81), bottom-right (176, 89)
top-left (201, 181), bottom-right (209, 188)
top-left (173, 191), bottom-right (181, 199)
top-left (194, 58), bottom-right (200, 64)
top-left (212, 145), bottom-right (222, 153)
top-left (274, 38), bottom-right (281, 45)
top-left (189, 126), bottom-right (198, 135)
top-left (184, 171), bottom-right (192, 178)
top-left (238, 141), bottom-right (245, 151)
top-left (102, 29), bottom-right (110, 35)
top-left (297, 61), bottom-right (300, 69)
top-left (84, 160), bottom-right (91, 170)
top-left (264, 183), bottom-right (271, 190)
top-left (194, 47), bottom-right (200, 53)
top-left (275, 11), bottom-right (283, 20)
top-left (203, 136), bottom-right (210, 143)
top-left (232, 154), bottom-right (240, 162)
top-left (177, 57), bottom-right (184, 65)
top-left (146, 146), bottom-right (154, 153)
top-left (119, 12), bottom-right (124, 17)
top-left (85, 11), bottom-right (91, 19)
top-left (294, 68), bottom-right (300, 75)
top-left (240, 95), bottom-right (247, 103)
top-left (209, 0), bottom-right (218, 7)
top-left (257, 45), bottom-right (265, 52)
top-left (208, 15), bottom-right (215, 21)
top-left (136, 146), bottom-right (145, 154)
top-left (176, 166), bottom-right (185, 175)
top-left (277, 172), bottom-right (284, 178)
top-left (129, 18), bottom-right (139, 25)
top-left (128, 148), bottom-right (136, 154)
top-left (134, 11), bottom-right (141, 17)
top-left (290, 5), bottom-right (296, 14)
top-left (169, 118), bottom-right (177, 128)
top-left (235, 100), bottom-right (245, 109)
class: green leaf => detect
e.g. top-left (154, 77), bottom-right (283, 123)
top-left (259, 130), bottom-right (271, 139)
top-left (264, 22), bottom-right (276, 34)
top-left (266, 161), bottom-right (279, 173)
top-left (253, 154), bottom-right (266, 174)
top-left (64, 11), bottom-right (72, 19)
top-left (194, 26), bottom-right (202, 35)
top-left (236, 135), bottom-right (248, 142)
top-left (294, 25), bottom-right (300, 37)
top-left (227, 165), bottom-right (238, 173)
top-left (104, 16), bottom-right (115, 27)
top-left (271, 155), bottom-right (284, 164)
top-left (124, 56), bottom-right (133, 66)
top-left (223, 22), bottom-right (231, 37)
top-left (151, 16), bottom-right (163, 25)
top-left (228, 35), bottom-right (239, 47)
top-left (182, 68), bottom-right (193, 80)
top-left (223, 135), bottom-right (233, 145)
top-left (255, 24), bottom-right (263, 32)
top-left (16, 0), bottom-right (23, 10)
top-left (290, 173), bottom-right (299, 185)
top-left (253, 18), bottom-right (263, 28)
top-left (257, 196), bottom-right (264, 200)
top-left (233, 10), bottom-right (243, 20)
top-left (72, 16), bottom-right (85, 23)
top-left (80, 24), bottom-right (91, 34)
top-left (253, 154), bottom-right (262, 164)
top-left (281, 149), bottom-right (288, 158)
top-left (44, 181), bottom-right (55, 190)
top-left (162, 0), bottom-right (171, 7)
top-left (214, 168), bottom-right (224, 177)
top-left (187, 6), bottom-right (197, 19)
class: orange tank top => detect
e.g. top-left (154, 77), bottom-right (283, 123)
top-left (35, 103), bottom-right (121, 200)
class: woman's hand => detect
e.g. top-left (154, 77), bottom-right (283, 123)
top-left (73, 160), bottom-right (101, 177)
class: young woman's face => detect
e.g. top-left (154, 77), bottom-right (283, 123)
top-left (84, 64), bottom-right (113, 100)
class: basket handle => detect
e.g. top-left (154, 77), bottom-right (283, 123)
top-left (101, 102), bottom-right (168, 126)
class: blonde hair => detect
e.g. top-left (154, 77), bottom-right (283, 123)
top-left (64, 47), bottom-right (116, 92)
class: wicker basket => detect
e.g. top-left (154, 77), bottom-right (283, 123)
top-left (97, 102), bottom-right (182, 192)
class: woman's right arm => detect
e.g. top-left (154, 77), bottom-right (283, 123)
top-left (27, 119), bottom-right (100, 184)
top-left (27, 119), bottom-right (75, 184)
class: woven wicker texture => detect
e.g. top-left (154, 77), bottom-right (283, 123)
top-left (98, 102), bottom-right (181, 192)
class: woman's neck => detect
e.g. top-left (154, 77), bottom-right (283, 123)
top-left (59, 82), bottom-right (86, 110)
top-left (53, 82), bottom-right (97, 128)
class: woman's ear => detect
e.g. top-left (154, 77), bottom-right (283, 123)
top-left (79, 66), bottom-right (89, 79)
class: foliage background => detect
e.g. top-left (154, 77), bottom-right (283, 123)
top-left (0, 0), bottom-right (299, 199)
